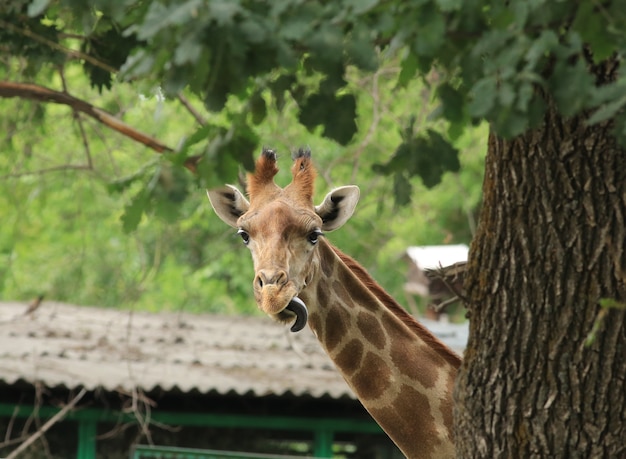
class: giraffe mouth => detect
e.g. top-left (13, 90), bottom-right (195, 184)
top-left (284, 297), bottom-right (308, 332)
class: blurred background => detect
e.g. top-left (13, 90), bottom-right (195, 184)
top-left (0, 61), bottom-right (485, 321)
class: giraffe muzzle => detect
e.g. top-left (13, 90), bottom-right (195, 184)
top-left (285, 297), bottom-right (308, 332)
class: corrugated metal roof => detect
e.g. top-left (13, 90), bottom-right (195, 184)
top-left (0, 301), bottom-right (466, 399)
top-left (406, 245), bottom-right (469, 270)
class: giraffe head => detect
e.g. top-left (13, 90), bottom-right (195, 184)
top-left (208, 148), bottom-right (360, 331)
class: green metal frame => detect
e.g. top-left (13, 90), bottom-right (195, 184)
top-left (0, 403), bottom-right (382, 459)
top-left (131, 444), bottom-right (321, 459)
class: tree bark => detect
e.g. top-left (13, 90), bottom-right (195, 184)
top-left (455, 97), bottom-right (626, 457)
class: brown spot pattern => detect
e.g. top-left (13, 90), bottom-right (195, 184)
top-left (356, 311), bottom-right (387, 350)
top-left (439, 383), bottom-right (455, 434)
top-left (308, 312), bottom-right (323, 340)
top-left (334, 339), bottom-right (364, 375)
top-left (332, 280), bottom-right (355, 308)
top-left (321, 252), bottom-right (335, 278)
top-left (369, 384), bottom-right (438, 458)
top-left (351, 352), bottom-right (392, 401)
top-left (324, 308), bottom-right (348, 352)
top-left (389, 335), bottom-right (437, 389)
top-left (316, 283), bottom-right (330, 308)
top-left (338, 267), bottom-right (376, 311)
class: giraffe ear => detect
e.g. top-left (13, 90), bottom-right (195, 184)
top-left (207, 185), bottom-right (250, 228)
top-left (315, 186), bottom-right (360, 231)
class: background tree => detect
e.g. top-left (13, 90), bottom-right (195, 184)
top-left (2, 0), bottom-right (625, 456)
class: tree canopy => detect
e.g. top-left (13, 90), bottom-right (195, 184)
top-left (1, 1), bottom-right (489, 314)
top-left (3, 0), bottom-right (625, 192)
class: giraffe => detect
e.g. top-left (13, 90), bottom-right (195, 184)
top-left (208, 148), bottom-right (461, 458)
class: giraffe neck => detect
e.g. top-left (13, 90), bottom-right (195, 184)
top-left (300, 240), bottom-right (460, 459)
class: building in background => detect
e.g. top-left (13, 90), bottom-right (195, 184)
top-left (0, 300), bottom-right (465, 459)
top-left (404, 244), bottom-right (469, 321)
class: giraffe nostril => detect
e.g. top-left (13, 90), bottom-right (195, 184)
top-left (256, 270), bottom-right (288, 288)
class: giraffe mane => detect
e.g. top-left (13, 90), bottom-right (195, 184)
top-left (330, 245), bottom-right (462, 369)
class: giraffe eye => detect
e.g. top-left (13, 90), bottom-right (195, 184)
top-left (237, 229), bottom-right (250, 245)
top-left (308, 230), bottom-right (323, 245)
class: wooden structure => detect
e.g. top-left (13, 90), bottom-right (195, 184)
top-left (0, 301), bottom-right (400, 458)
top-left (403, 245), bottom-right (469, 320)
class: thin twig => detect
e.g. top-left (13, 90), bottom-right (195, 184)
top-left (177, 93), bottom-right (207, 125)
top-left (431, 295), bottom-right (461, 312)
top-left (425, 261), bottom-right (468, 301)
top-left (60, 65), bottom-right (94, 170)
top-left (0, 164), bottom-right (92, 180)
top-left (0, 81), bottom-right (173, 154)
top-left (0, 19), bottom-right (116, 74)
top-left (0, 81), bottom-right (203, 173)
top-left (3, 405), bottom-right (19, 445)
top-left (6, 388), bottom-right (87, 459)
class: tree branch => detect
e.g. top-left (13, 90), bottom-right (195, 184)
top-left (0, 19), bottom-right (117, 74)
top-left (59, 66), bottom-right (94, 170)
top-left (5, 388), bottom-right (87, 459)
top-left (0, 81), bottom-right (205, 173)
top-left (177, 93), bottom-right (207, 125)
top-left (0, 81), bottom-right (172, 152)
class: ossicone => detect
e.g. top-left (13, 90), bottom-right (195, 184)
top-left (286, 147), bottom-right (316, 204)
top-left (247, 147), bottom-right (280, 201)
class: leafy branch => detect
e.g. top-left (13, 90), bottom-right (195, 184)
top-left (0, 18), bottom-right (117, 74)
top-left (0, 81), bottom-right (173, 153)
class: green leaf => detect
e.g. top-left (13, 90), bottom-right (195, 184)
top-left (498, 81), bottom-right (515, 107)
top-left (345, 0), bottom-right (379, 15)
top-left (494, 110), bottom-right (528, 138)
top-left (121, 189), bottom-right (149, 233)
top-left (323, 94), bottom-right (357, 145)
top-left (107, 171), bottom-right (146, 194)
top-left (398, 52), bottom-right (418, 88)
top-left (27, 0), bottom-right (50, 16)
top-left (572, 1), bottom-right (615, 63)
top-left (436, 0), bottom-right (462, 12)
top-left (208, 0), bottom-right (242, 26)
top-left (373, 123), bottom-right (460, 192)
top-left (176, 124), bottom-right (214, 158)
top-left (346, 23), bottom-right (378, 71)
top-left (587, 96), bottom-right (626, 125)
top-left (525, 30), bottom-right (559, 69)
top-left (299, 93), bottom-right (357, 145)
top-left (240, 18), bottom-right (267, 44)
top-left (307, 23), bottom-right (343, 59)
top-left (437, 83), bottom-right (465, 123)
top-left (249, 92), bottom-right (267, 125)
top-left (550, 59), bottom-right (594, 117)
top-left (269, 74), bottom-right (296, 110)
top-left (136, 0), bottom-right (203, 40)
top-left (412, 7), bottom-right (445, 57)
top-left (174, 33), bottom-right (203, 65)
top-left (468, 77), bottom-right (497, 118)
top-left (393, 173), bottom-right (412, 207)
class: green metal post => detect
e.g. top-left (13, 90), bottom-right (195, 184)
top-left (313, 428), bottom-right (333, 458)
top-left (77, 419), bottom-right (97, 459)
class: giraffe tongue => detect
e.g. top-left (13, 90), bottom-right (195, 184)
top-left (285, 297), bottom-right (308, 332)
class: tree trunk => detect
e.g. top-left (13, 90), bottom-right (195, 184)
top-left (455, 97), bottom-right (626, 457)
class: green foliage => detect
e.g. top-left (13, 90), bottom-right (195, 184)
top-left (2, 0), bottom-right (626, 315)
top-left (0, 51), bottom-right (484, 314)
top-left (373, 119), bottom-right (461, 205)
top-left (5, 0), bottom-right (626, 190)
